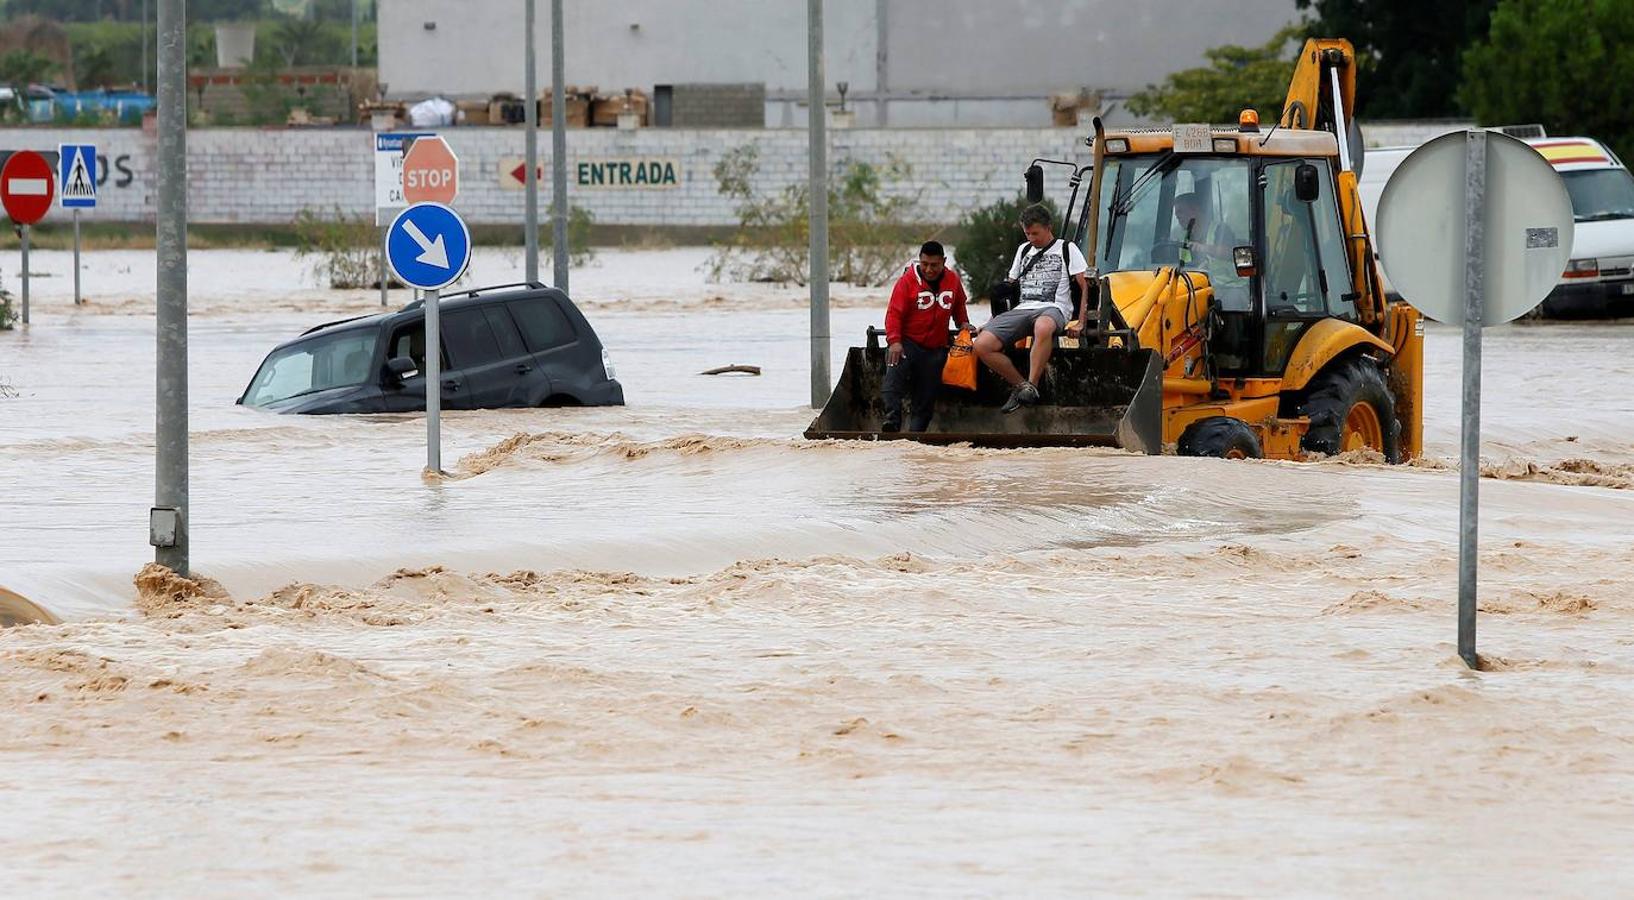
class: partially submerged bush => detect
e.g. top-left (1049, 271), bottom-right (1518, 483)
top-left (293, 207), bottom-right (380, 290)
top-left (706, 143), bottom-right (925, 287)
top-left (0, 274), bottom-right (15, 330)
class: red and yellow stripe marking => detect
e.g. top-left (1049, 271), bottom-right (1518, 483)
top-left (1531, 140), bottom-right (1611, 167)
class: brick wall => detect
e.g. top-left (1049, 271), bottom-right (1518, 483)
top-left (0, 126), bottom-right (1093, 228)
top-left (668, 84), bottom-right (765, 128)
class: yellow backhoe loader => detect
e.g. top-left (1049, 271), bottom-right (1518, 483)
top-left (807, 39), bottom-right (1423, 461)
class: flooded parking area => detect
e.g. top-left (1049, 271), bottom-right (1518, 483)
top-left (4, 249), bottom-right (1634, 894)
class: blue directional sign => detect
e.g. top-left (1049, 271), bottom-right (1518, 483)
top-left (386, 202), bottom-right (472, 291)
top-left (57, 143), bottom-right (97, 209)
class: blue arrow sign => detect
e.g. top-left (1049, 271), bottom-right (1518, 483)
top-left (387, 202), bottom-right (471, 291)
top-left (57, 143), bottom-right (97, 209)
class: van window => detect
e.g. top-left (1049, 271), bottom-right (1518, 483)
top-left (1561, 168), bottom-right (1634, 222)
top-left (482, 305), bottom-right (529, 360)
top-left (507, 297), bottom-right (576, 352)
top-left (442, 308), bottom-right (505, 368)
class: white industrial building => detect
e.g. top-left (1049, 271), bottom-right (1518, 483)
top-left (379, 0), bottom-right (1299, 127)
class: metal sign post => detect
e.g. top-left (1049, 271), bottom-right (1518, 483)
top-left (374, 131), bottom-right (433, 304)
top-left (1457, 131), bottom-right (1487, 668)
top-left (807, 0), bottom-right (831, 409)
top-left (59, 143), bottom-right (98, 307)
top-left (2, 149), bottom-right (56, 325)
top-left (19, 225), bottom-right (27, 324)
top-left (1377, 129), bottom-right (1574, 669)
top-left (386, 202), bottom-right (473, 475)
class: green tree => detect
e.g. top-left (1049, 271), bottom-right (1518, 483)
top-left (1126, 26), bottom-right (1302, 124)
top-left (1297, 0), bottom-right (1499, 118)
top-left (1462, 0), bottom-right (1634, 161)
top-left (0, 48), bottom-right (56, 85)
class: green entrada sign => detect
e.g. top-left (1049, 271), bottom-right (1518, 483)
top-left (575, 159), bottom-right (681, 189)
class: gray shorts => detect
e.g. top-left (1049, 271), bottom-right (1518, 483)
top-left (982, 306), bottom-right (1067, 345)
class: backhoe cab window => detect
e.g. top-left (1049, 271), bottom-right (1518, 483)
top-left (1095, 155), bottom-right (1253, 311)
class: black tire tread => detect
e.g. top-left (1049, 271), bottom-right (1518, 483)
top-left (1177, 416), bottom-right (1263, 459)
top-left (1293, 356), bottom-right (1401, 462)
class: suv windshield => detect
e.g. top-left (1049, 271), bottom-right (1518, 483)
top-left (1562, 169), bottom-right (1634, 222)
top-left (243, 328), bottom-right (378, 407)
top-left (1092, 154), bottom-right (1253, 308)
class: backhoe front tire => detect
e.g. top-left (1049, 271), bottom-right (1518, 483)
top-left (1178, 417), bottom-right (1263, 460)
top-left (1294, 356), bottom-right (1401, 462)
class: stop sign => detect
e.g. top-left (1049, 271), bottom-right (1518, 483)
top-left (402, 135), bottom-right (459, 205)
top-left (2, 151), bottom-right (55, 225)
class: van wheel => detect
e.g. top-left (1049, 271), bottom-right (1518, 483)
top-left (1294, 357), bottom-right (1401, 462)
top-left (1177, 417), bottom-right (1262, 459)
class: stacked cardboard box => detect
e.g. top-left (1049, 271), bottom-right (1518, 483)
top-left (539, 85), bottom-right (593, 128)
top-left (590, 89), bottom-right (650, 127)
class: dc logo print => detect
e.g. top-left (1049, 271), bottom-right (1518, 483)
top-left (916, 290), bottom-right (954, 310)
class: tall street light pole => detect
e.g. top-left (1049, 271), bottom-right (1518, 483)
top-left (550, 0), bottom-right (568, 293)
top-left (153, 0), bottom-right (189, 574)
top-left (807, 0), bottom-right (831, 408)
top-left (524, 0), bottom-right (540, 283)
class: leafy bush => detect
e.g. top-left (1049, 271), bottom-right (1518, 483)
top-left (0, 275), bottom-right (15, 331)
top-left (954, 193), bottom-right (1059, 300)
top-left (706, 143), bottom-right (924, 287)
top-left (293, 207), bottom-right (380, 290)
top-left (547, 204), bottom-right (598, 268)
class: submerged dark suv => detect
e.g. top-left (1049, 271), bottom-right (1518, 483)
top-left (239, 283), bottom-right (624, 413)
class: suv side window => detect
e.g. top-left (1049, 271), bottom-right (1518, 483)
top-left (508, 297), bottom-right (576, 352)
top-left (442, 307), bottom-right (505, 368)
top-left (387, 320), bottom-right (447, 371)
top-left (482, 305), bottom-right (529, 360)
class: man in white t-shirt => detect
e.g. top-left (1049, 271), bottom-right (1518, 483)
top-left (972, 203), bottom-right (1090, 413)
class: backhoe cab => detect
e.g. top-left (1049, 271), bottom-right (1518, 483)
top-left (807, 38), bottom-right (1424, 462)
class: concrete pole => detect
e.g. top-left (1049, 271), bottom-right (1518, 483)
top-left (550, 0), bottom-right (568, 292)
top-left (807, 0), bottom-right (831, 408)
top-left (1457, 130), bottom-right (1487, 670)
top-left (425, 288), bottom-right (442, 473)
top-left (524, 0), bottom-right (540, 283)
top-left (351, 0), bottom-right (360, 69)
top-left (19, 225), bottom-right (27, 324)
top-left (154, 0), bottom-right (188, 574)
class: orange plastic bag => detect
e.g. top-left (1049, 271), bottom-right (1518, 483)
top-left (941, 327), bottom-right (977, 390)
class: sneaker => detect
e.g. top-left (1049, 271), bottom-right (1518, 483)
top-left (1001, 381), bottom-right (1039, 414)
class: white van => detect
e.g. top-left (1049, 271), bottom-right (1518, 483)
top-left (1359, 131), bottom-right (1634, 318)
top-left (1524, 136), bottom-right (1634, 317)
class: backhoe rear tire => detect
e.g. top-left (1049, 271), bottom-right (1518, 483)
top-left (1177, 417), bottom-right (1262, 460)
top-left (1293, 356), bottom-right (1401, 462)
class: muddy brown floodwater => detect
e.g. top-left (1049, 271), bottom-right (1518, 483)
top-left (3, 248), bottom-right (1634, 895)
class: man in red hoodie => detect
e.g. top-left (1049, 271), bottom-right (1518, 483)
top-left (882, 241), bottom-right (970, 432)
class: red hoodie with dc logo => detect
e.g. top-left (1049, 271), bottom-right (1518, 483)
top-left (884, 263), bottom-right (970, 349)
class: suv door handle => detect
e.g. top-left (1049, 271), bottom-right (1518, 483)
top-left (514, 363), bottom-right (534, 374)
top-left (442, 379), bottom-right (461, 391)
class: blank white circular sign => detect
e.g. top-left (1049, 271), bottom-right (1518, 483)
top-left (1377, 130), bottom-right (1574, 326)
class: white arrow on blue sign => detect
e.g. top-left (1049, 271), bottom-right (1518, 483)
top-left (386, 202), bottom-right (472, 291)
top-left (57, 143), bottom-right (97, 209)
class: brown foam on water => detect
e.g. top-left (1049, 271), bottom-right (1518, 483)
top-left (132, 563), bottom-right (231, 618)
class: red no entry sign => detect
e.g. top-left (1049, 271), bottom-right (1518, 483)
top-left (402, 136), bottom-right (459, 205)
top-left (2, 151), bottom-right (55, 225)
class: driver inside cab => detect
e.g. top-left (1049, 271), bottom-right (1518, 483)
top-left (1173, 191), bottom-right (1239, 266)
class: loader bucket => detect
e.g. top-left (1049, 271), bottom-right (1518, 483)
top-left (805, 330), bottom-right (1163, 452)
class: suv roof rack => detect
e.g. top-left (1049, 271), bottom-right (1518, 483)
top-left (1491, 123), bottom-right (1548, 139)
top-left (399, 281), bottom-right (548, 312)
top-left (300, 313), bottom-right (373, 335)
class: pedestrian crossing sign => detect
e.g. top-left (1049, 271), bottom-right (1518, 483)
top-left (57, 143), bottom-right (97, 209)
